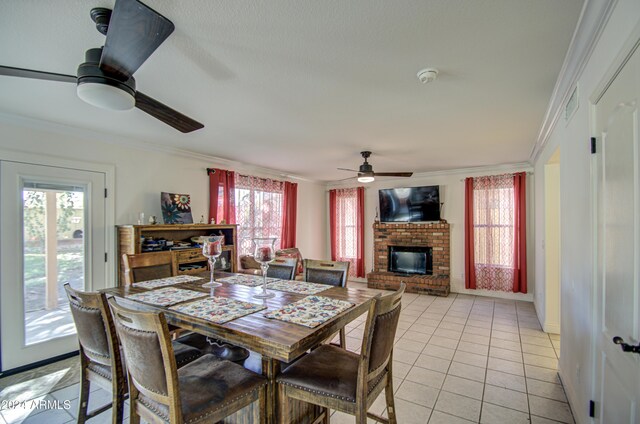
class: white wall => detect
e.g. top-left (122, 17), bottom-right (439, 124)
top-left (328, 164), bottom-right (534, 300)
top-left (532, 0), bottom-right (640, 422)
top-left (0, 118), bottom-right (327, 263)
top-left (543, 160), bottom-right (560, 334)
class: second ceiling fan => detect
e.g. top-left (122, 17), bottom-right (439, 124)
top-left (338, 151), bottom-right (413, 182)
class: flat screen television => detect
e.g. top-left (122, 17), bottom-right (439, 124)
top-left (379, 185), bottom-right (440, 222)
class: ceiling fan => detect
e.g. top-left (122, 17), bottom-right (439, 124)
top-left (0, 0), bottom-right (203, 133)
top-left (338, 151), bottom-right (413, 183)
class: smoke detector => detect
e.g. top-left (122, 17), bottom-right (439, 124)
top-left (417, 68), bottom-right (438, 84)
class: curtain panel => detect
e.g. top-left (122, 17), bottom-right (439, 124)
top-left (207, 168), bottom-right (236, 225)
top-left (329, 187), bottom-right (365, 278)
top-left (281, 181), bottom-right (298, 249)
top-left (464, 173), bottom-right (527, 293)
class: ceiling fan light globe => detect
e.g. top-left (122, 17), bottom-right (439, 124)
top-left (77, 82), bottom-right (135, 111)
top-left (357, 175), bottom-right (375, 183)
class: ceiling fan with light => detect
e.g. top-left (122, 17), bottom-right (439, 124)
top-left (338, 151), bottom-right (413, 183)
top-left (0, 0), bottom-right (203, 133)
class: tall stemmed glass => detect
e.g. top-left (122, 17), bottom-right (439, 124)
top-left (202, 235), bottom-right (224, 288)
top-left (252, 237), bottom-right (276, 299)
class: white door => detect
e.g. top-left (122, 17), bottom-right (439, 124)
top-left (593, 43), bottom-right (640, 422)
top-left (0, 161), bottom-right (107, 371)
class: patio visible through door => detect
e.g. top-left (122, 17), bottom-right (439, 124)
top-left (1, 161), bottom-right (107, 371)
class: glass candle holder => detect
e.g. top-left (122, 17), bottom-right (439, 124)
top-left (202, 235), bottom-right (224, 289)
top-left (252, 237), bottom-right (277, 299)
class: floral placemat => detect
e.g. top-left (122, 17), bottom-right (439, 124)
top-left (169, 297), bottom-right (267, 324)
top-left (264, 295), bottom-right (354, 328)
top-left (217, 274), bottom-right (280, 287)
top-left (265, 280), bottom-right (331, 295)
top-left (133, 275), bottom-right (203, 289)
top-left (126, 287), bottom-right (206, 306)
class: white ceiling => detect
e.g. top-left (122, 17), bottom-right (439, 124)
top-left (0, 0), bottom-right (583, 182)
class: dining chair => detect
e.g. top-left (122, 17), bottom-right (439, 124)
top-left (302, 259), bottom-right (351, 347)
top-left (122, 251), bottom-right (176, 285)
top-left (266, 257), bottom-right (298, 280)
top-left (108, 298), bottom-right (267, 424)
top-left (276, 283), bottom-right (405, 424)
top-left (65, 284), bottom-right (203, 424)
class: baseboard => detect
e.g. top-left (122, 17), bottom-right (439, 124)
top-left (543, 321), bottom-right (560, 334)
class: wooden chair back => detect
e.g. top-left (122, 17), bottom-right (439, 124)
top-left (302, 259), bottom-right (350, 287)
top-left (65, 284), bottom-right (127, 423)
top-left (108, 298), bottom-right (182, 423)
top-left (267, 257), bottom-right (298, 280)
top-left (122, 251), bottom-right (175, 285)
top-left (358, 283), bottom-right (405, 398)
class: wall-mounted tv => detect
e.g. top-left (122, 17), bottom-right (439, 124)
top-left (379, 186), bottom-right (440, 222)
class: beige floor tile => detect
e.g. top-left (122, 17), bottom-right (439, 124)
top-left (485, 369), bottom-right (526, 392)
top-left (439, 321), bottom-right (465, 332)
top-left (520, 336), bottom-right (553, 348)
top-left (489, 346), bottom-right (523, 363)
top-left (396, 380), bottom-right (440, 408)
top-left (522, 343), bottom-right (557, 358)
top-left (428, 337), bottom-right (459, 350)
top-left (415, 354), bottom-right (451, 373)
top-left (452, 350), bottom-right (487, 368)
top-left (524, 365), bottom-right (561, 384)
top-left (395, 338), bottom-right (427, 354)
top-left (441, 316), bottom-right (467, 326)
top-left (519, 328), bottom-right (549, 339)
top-left (526, 378), bottom-right (567, 402)
top-left (523, 353), bottom-right (557, 370)
top-left (428, 410), bottom-right (475, 423)
top-left (423, 344), bottom-right (455, 361)
top-left (528, 395), bottom-right (574, 423)
top-left (480, 402), bottom-right (530, 424)
top-left (490, 338), bottom-right (522, 352)
top-left (530, 414), bottom-right (570, 423)
top-left (434, 391), bottom-right (481, 422)
top-left (448, 361), bottom-right (486, 383)
top-left (442, 375), bottom-right (484, 400)
top-left (392, 361), bottom-right (412, 379)
top-left (433, 328), bottom-right (463, 341)
top-left (487, 357), bottom-right (524, 376)
top-left (405, 366), bottom-right (446, 389)
top-left (457, 341), bottom-right (489, 356)
top-left (463, 326), bottom-right (491, 337)
top-left (391, 399), bottom-right (433, 424)
top-left (405, 328), bottom-right (435, 341)
top-left (460, 333), bottom-right (491, 346)
top-left (491, 330), bottom-right (521, 342)
top-left (393, 348), bottom-right (420, 365)
top-left (466, 320), bottom-right (493, 330)
top-left (483, 385), bottom-right (529, 413)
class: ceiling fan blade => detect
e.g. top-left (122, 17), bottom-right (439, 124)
top-left (135, 91), bottom-right (203, 133)
top-left (373, 172), bottom-right (414, 177)
top-left (337, 167), bottom-right (358, 172)
top-left (100, 0), bottom-right (175, 78)
top-left (0, 65), bottom-right (76, 83)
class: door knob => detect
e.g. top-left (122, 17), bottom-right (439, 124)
top-left (612, 336), bottom-right (640, 354)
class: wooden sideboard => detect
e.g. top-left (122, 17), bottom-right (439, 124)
top-left (116, 224), bottom-right (238, 286)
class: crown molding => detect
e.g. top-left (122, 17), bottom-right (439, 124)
top-left (0, 111), bottom-right (314, 183)
top-left (529, 0), bottom-right (618, 163)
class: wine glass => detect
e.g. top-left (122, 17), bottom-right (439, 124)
top-left (202, 235), bottom-right (224, 288)
top-left (252, 237), bottom-right (277, 299)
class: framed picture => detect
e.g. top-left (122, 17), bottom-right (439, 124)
top-left (161, 192), bottom-right (194, 224)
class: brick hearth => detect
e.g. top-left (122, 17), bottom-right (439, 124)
top-left (367, 222), bottom-right (450, 296)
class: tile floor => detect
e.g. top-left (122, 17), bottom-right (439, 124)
top-left (0, 291), bottom-right (572, 424)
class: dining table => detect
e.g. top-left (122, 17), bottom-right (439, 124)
top-left (101, 271), bottom-right (383, 424)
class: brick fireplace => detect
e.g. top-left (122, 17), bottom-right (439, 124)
top-left (367, 222), bottom-right (450, 296)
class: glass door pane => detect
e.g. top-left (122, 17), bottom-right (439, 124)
top-left (23, 185), bottom-right (85, 346)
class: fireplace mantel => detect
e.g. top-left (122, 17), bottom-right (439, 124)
top-left (367, 222), bottom-right (450, 296)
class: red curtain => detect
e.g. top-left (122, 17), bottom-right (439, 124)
top-left (208, 168), bottom-right (236, 224)
top-left (329, 187), bottom-right (365, 278)
top-left (281, 181), bottom-right (298, 249)
top-left (464, 178), bottom-right (477, 289)
top-left (513, 172), bottom-right (527, 293)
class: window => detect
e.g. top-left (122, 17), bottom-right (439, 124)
top-left (235, 175), bottom-right (283, 255)
top-left (330, 187), bottom-right (365, 278)
top-left (465, 173), bottom-right (527, 293)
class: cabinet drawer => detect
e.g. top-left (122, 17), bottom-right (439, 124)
top-left (174, 249), bottom-right (205, 262)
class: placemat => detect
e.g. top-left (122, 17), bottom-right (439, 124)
top-left (217, 274), bottom-right (280, 287)
top-left (126, 287), bottom-right (206, 306)
top-left (265, 280), bottom-right (331, 295)
top-left (264, 295), bottom-right (354, 328)
top-left (133, 275), bottom-right (203, 289)
top-left (170, 297), bottom-right (267, 324)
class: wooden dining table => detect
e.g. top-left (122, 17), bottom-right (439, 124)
top-left (102, 271), bottom-right (382, 424)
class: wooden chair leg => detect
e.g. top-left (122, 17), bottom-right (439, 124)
top-left (277, 384), bottom-right (288, 424)
top-left (323, 407), bottom-right (330, 423)
top-left (77, 363), bottom-right (90, 424)
top-left (112, 393), bottom-right (125, 424)
top-left (339, 328), bottom-right (346, 349)
top-left (128, 386), bottom-right (140, 424)
top-left (259, 386), bottom-right (267, 424)
top-left (385, 377), bottom-right (397, 424)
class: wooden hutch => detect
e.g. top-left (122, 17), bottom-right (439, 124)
top-left (116, 224), bottom-right (238, 286)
